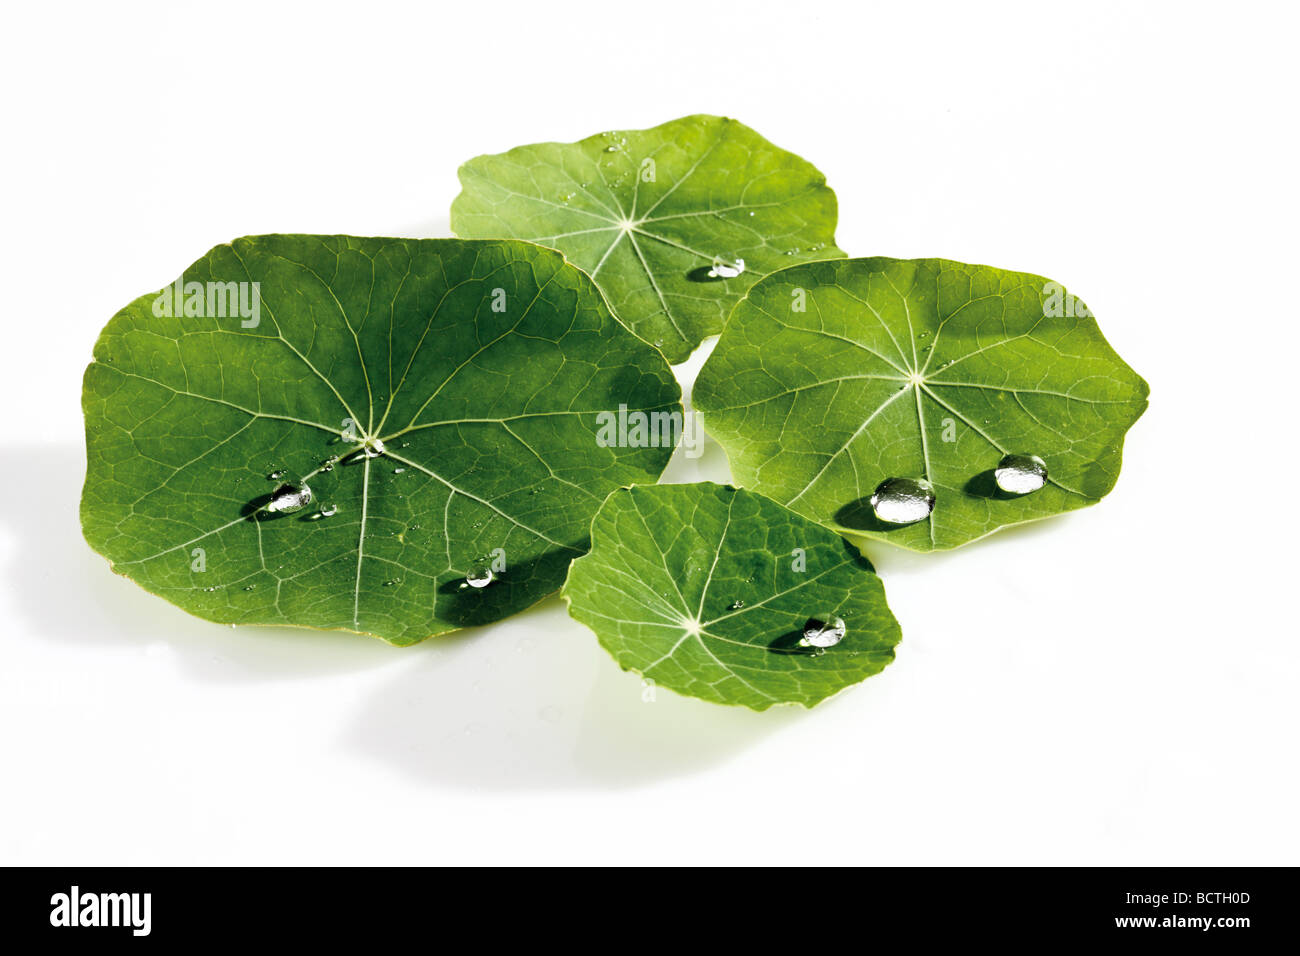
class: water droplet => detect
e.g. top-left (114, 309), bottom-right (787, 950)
top-left (869, 476), bottom-right (936, 525)
top-left (707, 257), bottom-right (745, 279)
top-left (342, 437), bottom-right (387, 465)
top-left (393, 466), bottom-right (406, 474)
top-left (383, 578), bottom-right (400, 587)
top-left (265, 481), bottom-right (313, 514)
top-left (785, 248), bottom-right (800, 255)
top-left (267, 469), bottom-right (286, 480)
top-left (305, 502), bottom-right (338, 521)
top-left (994, 453), bottom-right (1048, 495)
top-left (462, 564), bottom-right (494, 589)
top-left (917, 330), bottom-right (930, 339)
top-left (727, 599), bottom-right (745, 610)
top-left (800, 615), bottom-right (847, 648)
top-left (243, 585), bottom-right (256, 591)
top-left (321, 455), bottom-right (339, 472)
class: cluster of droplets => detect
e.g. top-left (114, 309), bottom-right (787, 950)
top-left (868, 453), bottom-right (1049, 525)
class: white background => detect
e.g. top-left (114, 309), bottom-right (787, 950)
top-left (2, 1), bottom-right (1296, 865)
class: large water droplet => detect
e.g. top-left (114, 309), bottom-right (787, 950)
top-left (994, 453), bottom-right (1048, 495)
top-left (462, 564), bottom-right (494, 589)
top-left (869, 477), bottom-right (935, 525)
top-left (708, 257), bottom-right (745, 279)
top-left (265, 481), bottom-right (312, 514)
top-left (800, 615), bottom-right (846, 648)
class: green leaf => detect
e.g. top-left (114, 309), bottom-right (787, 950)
top-left (81, 235), bottom-right (682, 645)
top-left (694, 257), bottom-right (1149, 551)
top-left (563, 483), bottom-right (901, 710)
top-left (450, 114), bottom-right (844, 364)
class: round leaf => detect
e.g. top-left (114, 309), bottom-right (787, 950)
top-left (694, 257), bottom-right (1149, 551)
top-left (81, 235), bottom-right (682, 644)
top-left (451, 114), bottom-right (844, 363)
top-left (563, 483), bottom-right (901, 710)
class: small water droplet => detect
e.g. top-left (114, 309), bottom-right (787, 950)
top-left (265, 481), bottom-right (313, 514)
top-left (393, 466), bottom-right (406, 474)
top-left (383, 578), bottom-right (400, 587)
top-left (785, 247), bottom-right (800, 255)
top-left (363, 438), bottom-right (386, 458)
top-left (799, 615), bottom-right (847, 649)
top-left (869, 476), bottom-right (936, 525)
top-left (321, 455), bottom-right (339, 472)
top-left (727, 599), bottom-right (745, 610)
top-left (917, 330), bottom-right (930, 339)
top-left (267, 469), bottom-right (286, 480)
top-left (994, 453), bottom-right (1048, 495)
top-left (243, 585), bottom-right (256, 591)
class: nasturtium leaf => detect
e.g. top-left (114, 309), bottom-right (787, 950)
top-left (81, 235), bottom-right (682, 645)
top-left (694, 257), bottom-right (1149, 551)
top-left (450, 114), bottom-right (845, 364)
top-left (563, 483), bottom-right (901, 710)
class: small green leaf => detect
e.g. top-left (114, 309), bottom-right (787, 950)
top-left (451, 114), bottom-right (844, 363)
top-left (563, 483), bottom-right (901, 710)
top-left (694, 257), bottom-right (1149, 551)
top-left (81, 235), bottom-right (681, 645)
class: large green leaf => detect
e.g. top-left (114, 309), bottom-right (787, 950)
top-left (81, 235), bottom-right (681, 645)
top-left (563, 483), bottom-right (901, 710)
top-left (450, 114), bottom-right (844, 364)
top-left (694, 257), bottom-right (1149, 551)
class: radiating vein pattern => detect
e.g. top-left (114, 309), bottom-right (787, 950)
top-left (563, 483), bottom-right (901, 710)
top-left (451, 114), bottom-right (845, 363)
top-left (81, 236), bottom-right (681, 644)
top-left (694, 257), bottom-right (1149, 551)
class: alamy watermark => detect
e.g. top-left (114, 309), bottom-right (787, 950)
top-left (1042, 280), bottom-right (1091, 318)
top-left (595, 404), bottom-right (703, 458)
top-left (153, 278), bottom-right (261, 328)
top-left (50, 885), bottom-right (151, 936)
